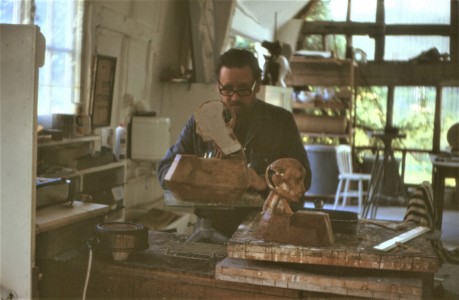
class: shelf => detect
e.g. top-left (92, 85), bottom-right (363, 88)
top-left (288, 58), bottom-right (355, 86)
top-left (288, 58), bottom-right (355, 144)
top-left (38, 135), bottom-right (100, 148)
top-left (61, 161), bottom-right (126, 178)
top-left (292, 100), bottom-right (348, 110)
top-left (301, 132), bottom-right (350, 139)
top-left (36, 201), bottom-right (109, 234)
top-left (290, 57), bottom-right (355, 65)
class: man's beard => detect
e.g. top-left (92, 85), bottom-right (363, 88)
top-left (233, 104), bottom-right (253, 144)
top-left (232, 99), bottom-right (254, 121)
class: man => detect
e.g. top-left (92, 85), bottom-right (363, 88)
top-left (158, 48), bottom-right (311, 237)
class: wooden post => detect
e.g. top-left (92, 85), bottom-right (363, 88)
top-left (375, 0), bottom-right (385, 62)
top-left (432, 86), bottom-right (443, 153)
top-left (451, 0), bottom-right (458, 66)
top-left (386, 86), bottom-right (394, 128)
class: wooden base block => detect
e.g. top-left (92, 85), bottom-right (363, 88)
top-left (258, 211), bottom-right (334, 246)
top-left (216, 257), bottom-right (424, 299)
top-left (228, 213), bottom-right (440, 273)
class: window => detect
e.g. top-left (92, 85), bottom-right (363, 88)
top-left (392, 87), bottom-right (436, 184)
top-left (354, 87), bottom-right (388, 147)
top-left (385, 0), bottom-right (450, 24)
top-left (441, 87), bottom-right (459, 151)
top-left (298, 0), bottom-right (457, 188)
top-left (0, 0), bottom-right (84, 115)
top-left (350, 0), bottom-right (377, 22)
top-left (385, 36), bottom-right (450, 61)
top-left (299, 0), bottom-right (452, 61)
top-left (352, 36), bottom-right (375, 61)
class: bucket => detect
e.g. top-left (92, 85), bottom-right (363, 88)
top-left (304, 145), bottom-right (339, 196)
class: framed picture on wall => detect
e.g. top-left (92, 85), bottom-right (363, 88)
top-left (91, 55), bottom-right (117, 127)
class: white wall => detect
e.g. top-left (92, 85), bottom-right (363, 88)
top-left (160, 82), bottom-right (219, 142)
top-left (81, 0), bottom-right (226, 218)
top-left (84, 0), bottom-right (187, 126)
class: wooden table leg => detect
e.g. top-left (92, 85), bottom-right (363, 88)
top-left (433, 166), bottom-right (445, 230)
top-left (422, 272), bottom-right (434, 299)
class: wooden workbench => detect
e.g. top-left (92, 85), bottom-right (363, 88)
top-left (38, 232), bottom-right (317, 299)
top-left (216, 212), bottom-right (440, 299)
top-left (38, 215), bottom-right (440, 299)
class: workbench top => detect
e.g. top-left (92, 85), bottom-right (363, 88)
top-left (227, 212), bottom-right (440, 273)
top-left (36, 201), bottom-right (109, 234)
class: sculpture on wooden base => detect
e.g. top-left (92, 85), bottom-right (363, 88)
top-left (258, 158), bottom-right (334, 246)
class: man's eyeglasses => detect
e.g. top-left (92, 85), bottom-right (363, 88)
top-left (218, 80), bottom-right (257, 97)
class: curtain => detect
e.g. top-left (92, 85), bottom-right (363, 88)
top-left (189, 0), bottom-right (235, 83)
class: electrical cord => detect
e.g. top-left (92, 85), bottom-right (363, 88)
top-left (82, 237), bottom-right (99, 300)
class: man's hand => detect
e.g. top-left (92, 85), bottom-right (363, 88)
top-left (247, 167), bottom-right (267, 191)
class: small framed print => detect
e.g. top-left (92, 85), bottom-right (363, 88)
top-left (91, 55), bottom-right (117, 127)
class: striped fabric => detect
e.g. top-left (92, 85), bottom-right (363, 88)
top-left (407, 182), bottom-right (459, 264)
top-left (405, 182), bottom-right (436, 229)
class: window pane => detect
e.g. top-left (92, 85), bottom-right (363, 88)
top-left (328, 0), bottom-right (347, 21)
top-left (404, 152), bottom-right (432, 185)
top-left (34, 0), bottom-right (49, 33)
top-left (307, 0), bottom-right (347, 22)
top-left (441, 87), bottom-right (459, 151)
top-left (52, 0), bottom-right (73, 49)
top-left (0, 0), bottom-right (20, 23)
top-left (385, 36), bottom-right (450, 61)
top-left (325, 34), bottom-right (346, 59)
top-left (35, 0), bottom-right (83, 115)
top-left (385, 0), bottom-right (450, 24)
top-left (350, 0), bottom-right (376, 22)
top-left (301, 34), bottom-right (322, 51)
top-left (352, 35), bottom-right (375, 61)
top-left (50, 51), bottom-right (65, 85)
top-left (354, 87), bottom-right (388, 147)
top-left (393, 87), bottom-right (435, 184)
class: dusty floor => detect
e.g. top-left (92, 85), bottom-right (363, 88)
top-left (435, 263), bottom-right (459, 299)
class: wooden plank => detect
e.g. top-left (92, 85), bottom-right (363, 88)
top-left (227, 213), bottom-right (440, 273)
top-left (216, 258), bottom-right (424, 299)
top-left (290, 61), bottom-right (458, 87)
top-left (374, 226), bottom-right (431, 251)
top-left (300, 21), bottom-right (450, 36)
top-left (355, 62), bottom-right (458, 86)
top-left (35, 201), bottom-right (109, 233)
top-left (288, 58), bottom-right (355, 86)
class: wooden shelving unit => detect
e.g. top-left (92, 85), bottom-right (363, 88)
top-left (288, 58), bottom-right (356, 144)
top-left (288, 57), bottom-right (356, 86)
top-left (37, 135), bottom-right (100, 147)
top-left (37, 136), bottom-right (126, 222)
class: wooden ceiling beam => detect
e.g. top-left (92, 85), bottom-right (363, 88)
top-left (289, 61), bottom-right (458, 87)
top-left (300, 22), bottom-right (450, 37)
top-left (355, 62), bottom-right (459, 86)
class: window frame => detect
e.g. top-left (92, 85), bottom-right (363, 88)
top-left (1, 0), bottom-right (84, 116)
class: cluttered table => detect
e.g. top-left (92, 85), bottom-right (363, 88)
top-left (39, 212), bottom-right (440, 299)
